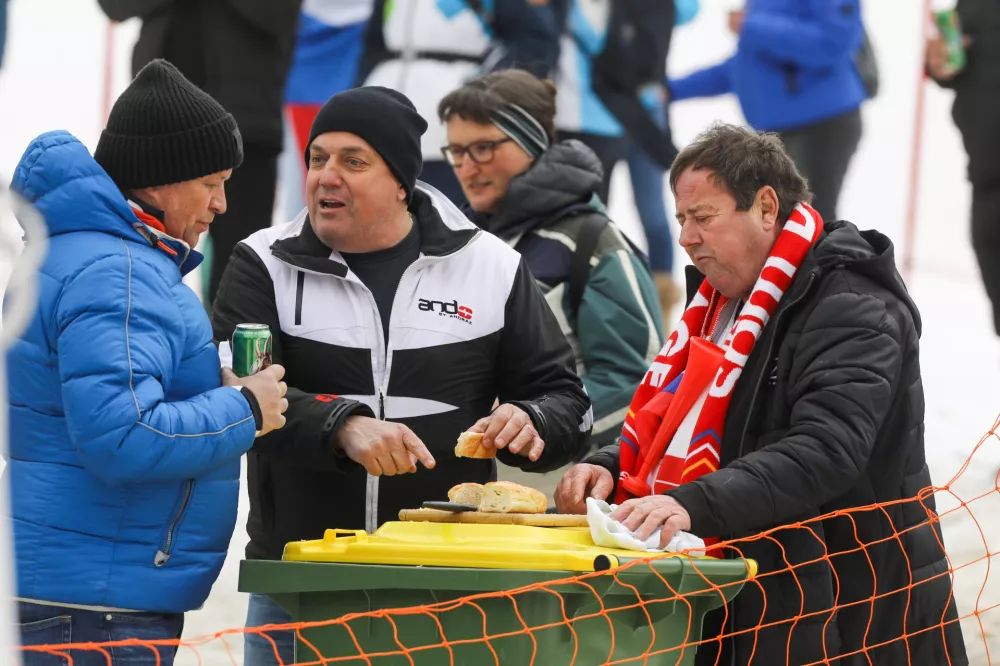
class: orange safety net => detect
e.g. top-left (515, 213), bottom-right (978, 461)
top-left (14, 415), bottom-right (1000, 666)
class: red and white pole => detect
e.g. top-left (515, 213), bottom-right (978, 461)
top-left (902, 0), bottom-right (934, 282)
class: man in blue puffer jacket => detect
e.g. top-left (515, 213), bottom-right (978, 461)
top-left (668, 0), bottom-right (867, 224)
top-left (5, 59), bottom-right (287, 666)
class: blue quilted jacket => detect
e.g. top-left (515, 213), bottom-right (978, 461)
top-left (669, 0), bottom-right (867, 131)
top-left (4, 131), bottom-right (257, 613)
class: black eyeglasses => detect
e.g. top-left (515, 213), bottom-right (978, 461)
top-left (441, 138), bottom-right (513, 167)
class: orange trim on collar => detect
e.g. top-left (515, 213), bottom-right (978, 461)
top-left (133, 207), bottom-right (166, 233)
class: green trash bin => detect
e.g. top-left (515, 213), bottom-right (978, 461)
top-left (238, 522), bottom-right (753, 665)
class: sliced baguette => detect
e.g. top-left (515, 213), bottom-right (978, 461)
top-left (454, 431), bottom-right (495, 459)
top-left (479, 481), bottom-right (547, 514)
top-left (447, 482), bottom-right (484, 506)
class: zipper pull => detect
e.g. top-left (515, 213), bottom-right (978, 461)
top-left (154, 550), bottom-right (170, 567)
top-left (379, 392), bottom-right (385, 420)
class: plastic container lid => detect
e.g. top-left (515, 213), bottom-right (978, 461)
top-left (282, 521), bottom-right (751, 574)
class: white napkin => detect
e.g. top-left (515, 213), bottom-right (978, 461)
top-left (586, 497), bottom-right (706, 556)
top-left (219, 340), bottom-right (233, 368)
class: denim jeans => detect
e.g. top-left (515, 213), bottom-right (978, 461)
top-left (243, 593), bottom-right (295, 666)
top-left (17, 601), bottom-right (184, 666)
top-left (627, 141), bottom-right (673, 273)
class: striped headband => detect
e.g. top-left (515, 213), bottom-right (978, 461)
top-left (491, 104), bottom-right (550, 159)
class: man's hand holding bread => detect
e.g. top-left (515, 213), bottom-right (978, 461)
top-left (458, 403), bottom-right (544, 462)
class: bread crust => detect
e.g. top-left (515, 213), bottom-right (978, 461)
top-left (447, 482), bottom-right (484, 506)
top-left (479, 481), bottom-right (547, 514)
top-left (454, 431), bottom-right (495, 459)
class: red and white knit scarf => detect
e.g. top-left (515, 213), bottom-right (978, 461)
top-left (615, 203), bottom-right (824, 508)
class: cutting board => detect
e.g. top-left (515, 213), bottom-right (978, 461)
top-left (398, 508), bottom-right (588, 527)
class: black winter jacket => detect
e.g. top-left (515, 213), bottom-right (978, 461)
top-left (931, 0), bottom-right (1000, 184)
top-left (213, 188), bottom-right (592, 560)
top-left (98, 0), bottom-right (302, 155)
top-left (587, 221), bottom-right (967, 665)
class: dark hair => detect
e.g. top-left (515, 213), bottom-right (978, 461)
top-left (437, 69), bottom-right (558, 143)
top-left (670, 122), bottom-right (813, 222)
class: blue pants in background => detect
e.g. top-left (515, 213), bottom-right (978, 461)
top-left (627, 141), bottom-right (674, 273)
top-left (244, 593), bottom-right (295, 666)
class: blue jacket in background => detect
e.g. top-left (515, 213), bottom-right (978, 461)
top-left (4, 131), bottom-right (257, 613)
top-left (669, 0), bottom-right (866, 131)
top-left (285, 0), bottom-right (373, 105)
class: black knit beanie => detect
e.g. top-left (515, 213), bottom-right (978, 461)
top-left (306, 87), bottom-right (428, 201)
top-left (95, 59), bottom-right (244, 190)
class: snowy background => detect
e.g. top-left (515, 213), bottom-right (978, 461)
top-left (1, 0), bottom-right (999, 663)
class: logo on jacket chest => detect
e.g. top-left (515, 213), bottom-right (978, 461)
top-left (417, 298), bottom-right (473, 323)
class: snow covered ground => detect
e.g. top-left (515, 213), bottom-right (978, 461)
top-left (1, 0), bottom-right (998, 663)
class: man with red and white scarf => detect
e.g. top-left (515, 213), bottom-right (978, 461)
top-left (554, 123), bottom-right (967, 666)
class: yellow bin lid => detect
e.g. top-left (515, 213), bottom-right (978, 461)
top-left (282, 521), bottom-right (737, 574)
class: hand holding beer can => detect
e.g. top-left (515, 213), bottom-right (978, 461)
top-left (933, 9), bottom-right (967, 76)
top-left (232, 324), bottom-right (273, 377)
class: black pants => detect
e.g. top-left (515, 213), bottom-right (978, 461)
top-left (778, 108), bottom-right (863, 224)
top-left (208, 146), bottom-right (278, 306)
top-left (954, 91), bottom-right (1000, 337)
top-left (971, 182), bottom-right (1000, 335)
top-left (557, 131), bottom-right (631, 205)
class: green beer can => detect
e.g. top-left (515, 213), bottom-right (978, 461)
top-left (934, 9), bottom-right (966, 74)
top-left (231, 324), bottom-right (273, 377)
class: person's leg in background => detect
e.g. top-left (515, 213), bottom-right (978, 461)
top-left (206, 147), bottom-right (279, 309)
top-left (18, 601), bottom-right (184, 665)
top-left (557, 131), bottom-right (630, 206)
top-left (627, 141), bottom-right (679, 324)
top-left (970, 181), bottom-right (1000, 336)
top-left (954, 96), bottom-right (1000, 339)
top-left (778, 108), bottom-right (863, 224)
top-left (243, 593), bottom-right (295, 666)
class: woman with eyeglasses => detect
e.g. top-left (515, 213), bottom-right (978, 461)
top-left (438, 69), bottom-right (665, 453)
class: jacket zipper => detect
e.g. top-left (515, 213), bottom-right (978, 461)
top-left (729, 272), bottom-right (816, 666)
top-left (155, 480), bottom-right (194, 567)
top-left (360, 257), bottom-right (429, 533)
top-left (362, 282), bottom-right (385, 536)
top-left (736, 272), bottom-right (816, 459)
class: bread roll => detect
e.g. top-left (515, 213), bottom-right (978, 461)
top-left (448, 482), bottom-right (484, 506)
top-left (479, 481), bottom-right (547, 514)
top-left (454, 431), bottom-right (495, 459)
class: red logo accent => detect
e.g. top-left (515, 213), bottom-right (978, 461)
top-left (315, 394), bottom-right (339, 403)
top-left (457, 306), bottom-right (473, 320)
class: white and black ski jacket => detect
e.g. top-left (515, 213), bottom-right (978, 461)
top-left (213, 185), bottom-right (593, 559)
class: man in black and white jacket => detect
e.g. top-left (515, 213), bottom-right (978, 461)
top-left (212, 85), bottom-right (592, 666)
